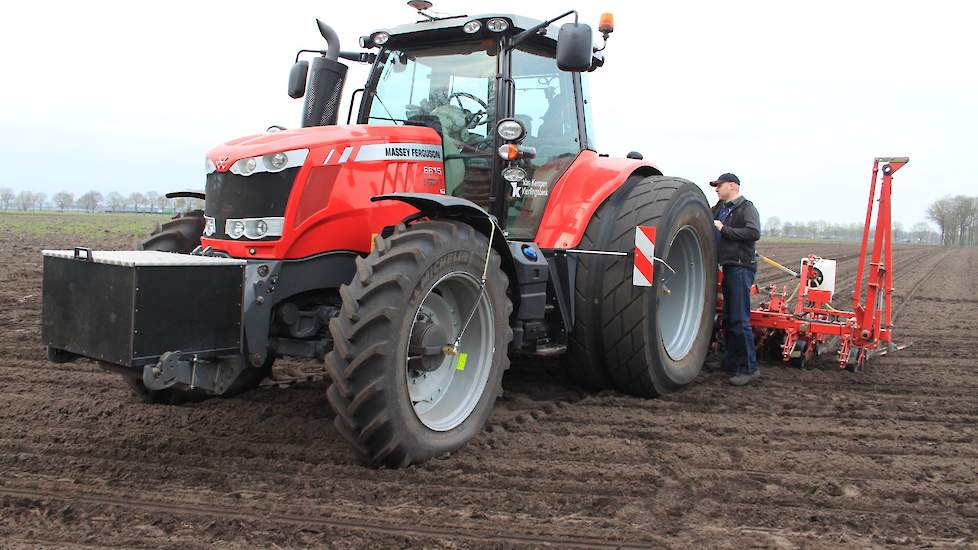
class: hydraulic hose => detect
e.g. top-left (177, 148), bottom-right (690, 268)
top-left (757, 253), bottom-right (799, 278)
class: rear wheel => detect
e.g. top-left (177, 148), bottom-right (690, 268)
top-left (570, 176), bottom-right (717, 397)
top-left (139, 210), bottom-right (206, 253)
top-left (125, 210), bottom-right (271, 404)
top-left (325, 220), bottom-right (512, 467)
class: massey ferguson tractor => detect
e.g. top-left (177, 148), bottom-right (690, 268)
top-left (42, 6), bottom-right (717, 467)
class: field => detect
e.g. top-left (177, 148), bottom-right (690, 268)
top-left (1, 213), bottom-right (975, 548)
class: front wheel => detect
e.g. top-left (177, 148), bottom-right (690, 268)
top-left (325, 220), bottom-right (512, 467)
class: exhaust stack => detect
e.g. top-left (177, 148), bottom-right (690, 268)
top-left (297, 20), bottom-right (348, 127)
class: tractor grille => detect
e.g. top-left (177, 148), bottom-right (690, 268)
top-left (204, 167), bottom-right (299, 240)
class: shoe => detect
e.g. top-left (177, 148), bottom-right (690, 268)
top-left (728, 370), bottom-right (760, 386)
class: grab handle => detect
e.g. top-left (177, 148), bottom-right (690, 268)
top-left (73, 247), bottom-right (93, 262)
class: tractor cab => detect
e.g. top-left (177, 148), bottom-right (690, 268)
top-left (293, 10), bottom-right (609, 239)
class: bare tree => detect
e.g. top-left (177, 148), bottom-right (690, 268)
top-left (31, 192), bottom-right (47, 211)
top-left (0, 188), bottom-right (13, 210)
top-left (764, 216), bottom-right (782, 238)
top-left (951, 196), bottom-right (976, 247)
top-left (145, 191), bottom-right (160, 213)
top-left (76, 191), bottom-right (103, 213)
top-left (16, 191), bottom-right (32, 211)
top-left (53, 191), bottom-right (75, 212)
top-left (910, 221), bottom-right (932, 243)
top-left (128, 192), bottom-right (146, 212)
top-left (106, 192), bottom-right (126, 211)
top-left (925, 195), bottom-right (978, 246)
top-left (892, 221), bottom-right (906, 243)
top-left (926, 197), bottom-right (953, 244)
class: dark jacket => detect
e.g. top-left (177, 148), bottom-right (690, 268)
top-left (713, 196), bottom-right (760, 270)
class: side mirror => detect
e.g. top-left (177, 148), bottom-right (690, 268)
top-left (556, 23), bottom-right (593, 72)
top-left (288, 60), bottom-right (309, 99)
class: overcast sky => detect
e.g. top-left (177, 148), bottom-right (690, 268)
top-left (2, 0), bottom-right (974, 227)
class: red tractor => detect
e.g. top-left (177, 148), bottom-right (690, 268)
top-left (42, 7), bottom-right (717, 467)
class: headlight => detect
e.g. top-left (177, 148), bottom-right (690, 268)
top-left (263, 152), bottom-right (288, 172)
top-left (502, 166), bottom-right (527, 182)
top-left (224, 217), bottom-right (285, 240)
top-left (232, 157), bottom-right (257, 176)
top-left (372, 31), bottom-right (389, 45)
top-left (496, 118), bottom-right (526, 141)
top-left (228, 220), bottom-right (246, 239)
top-left (206, 158), bottom-right (216, 174)
top-left (463, 20), bottom-right (482, 34)
top-left (486, 18), bottom-right (509, 32)
top-left (204, 216), bottom-right (216, 236)
top-left (229, 149), bottom-right (308, 176)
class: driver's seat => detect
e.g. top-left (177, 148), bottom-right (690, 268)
top-left (424, 105), bottom-right (468, 195)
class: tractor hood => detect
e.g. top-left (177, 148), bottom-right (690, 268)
top-left (206, 124), bottom-right (442, 170)
top-left (200, 123), bottom-right (447, 255)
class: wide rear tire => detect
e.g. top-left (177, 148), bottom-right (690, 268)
top-left (570, 176), bottom-right (717, 397)
top-left (565, 176), bottom-right (641, 390)
top-left (139, 210), bottom-right (206, 253)
top-left (325, 220), bottom-right (512, 467)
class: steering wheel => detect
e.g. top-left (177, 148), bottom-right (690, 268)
top-left (449, 92), bottom-right (489, 128)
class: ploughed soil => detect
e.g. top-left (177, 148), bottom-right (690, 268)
top-left (1, 229), bottom-right (976, 548)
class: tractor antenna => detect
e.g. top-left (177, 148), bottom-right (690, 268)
top-left (407, 0), bottom-right (436, 21)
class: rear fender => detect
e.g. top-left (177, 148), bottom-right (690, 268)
top-left (535, 150), bottom-right (662, 249)
top-left (371, 193), bottom-right (520, 310)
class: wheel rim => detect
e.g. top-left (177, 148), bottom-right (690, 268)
top-left (657, 225), bottom-right (706, 361)
top-left (406, 271), bottom-right (494, 431)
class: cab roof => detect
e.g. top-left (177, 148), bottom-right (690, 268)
top-left (366, 13), bottom-right (605, 65)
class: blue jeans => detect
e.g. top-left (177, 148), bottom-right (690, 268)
top-left (722, 265), bottom-right (758, 375)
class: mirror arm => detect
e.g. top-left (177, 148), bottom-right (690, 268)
top-left (508, 10), bottom-right (577, 50)
top-left (296, 49), bottom-right (376, 64)
top-left (339, 51), bottom-right (378, 63)
top-left (593, 35), bottom-right (608, 53)
top-left (295, 49), bottom-right (327, 63)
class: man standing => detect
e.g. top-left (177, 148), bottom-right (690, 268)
top-left (711, 173), bottom-right (761, 386)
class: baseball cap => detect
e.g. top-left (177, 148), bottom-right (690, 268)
top-left (710, 173), bottom-right (740, 187)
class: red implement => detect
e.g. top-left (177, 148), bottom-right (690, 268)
top-left (741, 157), bottom-right (909, 370)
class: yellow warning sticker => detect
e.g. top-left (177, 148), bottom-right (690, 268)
top-left (456, 353), bottom-right (468, 371)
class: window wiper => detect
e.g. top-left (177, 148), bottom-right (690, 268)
top-left (370, 91), bottom-right (402, 125)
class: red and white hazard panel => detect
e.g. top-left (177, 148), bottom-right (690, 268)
top-left (633, 226), bottom-right (656, 287)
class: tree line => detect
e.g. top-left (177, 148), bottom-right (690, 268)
top-left (0, 187), bottom-right (964, 247)
top-left (0, 188), bottom-right (202, 213)
top-left (925, 195), bottom-right (977, 246)
top-left (762, 216), bottom-right (940, 244)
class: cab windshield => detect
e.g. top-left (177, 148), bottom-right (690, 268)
top-left (366, 42), bottom-right (498, 206)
